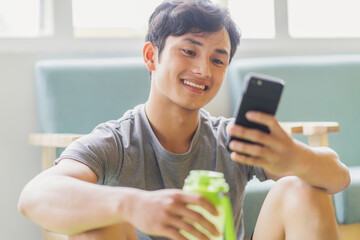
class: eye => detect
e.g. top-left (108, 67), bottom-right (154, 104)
top-left (212, 58), bottom-right (224, 65)
top-left (182, 49), bottom-right (196, 56)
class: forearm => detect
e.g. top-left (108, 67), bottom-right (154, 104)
top-left (292, 141), bottom-right (350, 194)
top-left (18, 174), bottom-right (137, 235)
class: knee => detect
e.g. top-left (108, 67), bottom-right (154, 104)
top-left (274, 176), bottom-right (326, 196)
top-left (269, 176), bottom-right (333, 214)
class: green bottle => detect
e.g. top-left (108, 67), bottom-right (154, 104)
top-left (181, 170), bottom-right (236, 240)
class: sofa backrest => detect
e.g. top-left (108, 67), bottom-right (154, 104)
top-left (35, 58), bottom-right (150, 134)
top-left (227, 55), bottom-right (360, 167)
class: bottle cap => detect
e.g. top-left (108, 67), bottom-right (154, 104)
top-left (184, 170), bottom-right (229, 193)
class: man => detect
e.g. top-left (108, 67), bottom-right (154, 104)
top-left (18, 0), bottom-right (350, 240)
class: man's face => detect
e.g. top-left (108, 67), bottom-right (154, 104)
top-left (149, 28), bottom-right (231, 111)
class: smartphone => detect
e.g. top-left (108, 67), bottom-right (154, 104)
top-left (227, 72), bottom-right (285, 150)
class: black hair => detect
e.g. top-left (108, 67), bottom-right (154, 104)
top-left (145, 0), bottom-right (241, 63)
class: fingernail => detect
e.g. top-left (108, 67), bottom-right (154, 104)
top-left (228, 142), bottom-right (234, 150)
top-left (246, 111), bottom-right (254, 119)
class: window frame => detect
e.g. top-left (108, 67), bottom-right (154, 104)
top-left (0, 0), bottom-right (360, 56)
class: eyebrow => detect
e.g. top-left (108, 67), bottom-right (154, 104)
top-left (184, 37), bottom-right (229, 56)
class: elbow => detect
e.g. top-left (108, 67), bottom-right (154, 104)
top-left (337, 155), bottom-right (351, 193)
top-left (17, 179), bottom-right (42, 219)
top-left (328, 163), bottom-right (351, 195)
top-left (330, 151), bottom-right (351, 194)
top-left (17, 196), bottom-right (26, 216)
top-left (342, 166), bottom-right (351, 190)
top-left (17, 185), bottom-right (34, 218)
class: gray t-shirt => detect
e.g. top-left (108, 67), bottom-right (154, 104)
top-left (57, 104), bottom-right (267, 240)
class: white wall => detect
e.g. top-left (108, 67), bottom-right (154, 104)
top-left (0, 53), bottom-right (42, 240)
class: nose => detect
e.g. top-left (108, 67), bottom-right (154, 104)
top-left (193, 58), bottom-right (212, 78)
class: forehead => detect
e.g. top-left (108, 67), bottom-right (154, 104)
top-left (165, 28), bottom-right (231, 52)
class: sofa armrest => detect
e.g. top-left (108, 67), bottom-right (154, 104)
top-left (280, 121), bottom-right (339, 147)
top-left (29, 133), bottom-right (84, 170)
top-left (29, 121), bottom-right (339, 170)
top-left (29, 121), bottom-right (339, 148)
top-left (280, 121), bottom-right (339, 134)
top-left (29, 133), bottom-right (84, 147)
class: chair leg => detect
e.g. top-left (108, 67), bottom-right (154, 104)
top-left (41, 147), bottom-right (56, 170)
top-left (307, 134), bottom-right (328, 147)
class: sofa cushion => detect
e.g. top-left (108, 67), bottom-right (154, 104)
top-left (35, 58), bottom-right (149, 134)
top-left (243, 179), bottom-right (275, 238)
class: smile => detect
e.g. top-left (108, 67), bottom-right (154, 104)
top-left (182, 80), bottom-right (207, 90)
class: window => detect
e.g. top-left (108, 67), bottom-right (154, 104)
top-left (0, 0), bottom-right (51, 37)
top-left (288, 0), bottom-right (360, 38)
top-left (72, 0), bottom-right (275, 39)
top-left (72, 0), bottom-right (163, 38)
top-left (2, 0), bottom-right (360, 40)
top-left (228, 0), bottom-right (275, 39)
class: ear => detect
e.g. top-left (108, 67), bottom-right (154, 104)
top-left (143, 42), bottom-right (156, 71)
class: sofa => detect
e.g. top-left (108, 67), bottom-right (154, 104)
top-left (31, 55), bottom-right (360, 239)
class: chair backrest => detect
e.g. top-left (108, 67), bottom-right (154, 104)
top-left (35, 58), bottom-right (150, 134)
top-left (227, 55), bottom-right (360, 167)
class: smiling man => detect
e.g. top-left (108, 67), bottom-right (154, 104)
top-left (18, 1), bottom-right (350, 240)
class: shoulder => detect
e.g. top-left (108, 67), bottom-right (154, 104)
top-left (93, 104), bottom-right (144, 134)
top-left (66, 104), bottom-right (145, 152)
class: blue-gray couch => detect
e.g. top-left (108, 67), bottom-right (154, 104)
top-left (30, 55), bottom-right (360, 239)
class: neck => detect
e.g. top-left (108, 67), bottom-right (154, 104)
top-left (145, 98), bottom-right (200, 154)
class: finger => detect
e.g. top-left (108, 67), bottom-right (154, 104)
top-left (168, 195), bottom-right (220, 236)
top-left (229, 125), bottom-right (270, 146)
top-left (178, 193), bottom-right (219, 217)
top-left (162, 226), bottom-right (188, 240)
top-left (246, 111), bottom-right (283, 135)
top-left (167, 216), bottom-right (211, 240)
top-left (228, 141), bottom-right (269, 158)
top-left (230, 151), bottom-right (266, 167)
top-left (170, 205), bottom-right (220, 237)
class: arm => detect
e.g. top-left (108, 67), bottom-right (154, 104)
top-left (18, 159), bottom-right (128, 234)
top-left (18, 159), bottom-right (219, 239)
top-left (228, 111), bottom-right (350, 195)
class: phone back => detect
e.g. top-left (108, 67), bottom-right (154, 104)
top-left (234, 73), bottom-right (285, 133)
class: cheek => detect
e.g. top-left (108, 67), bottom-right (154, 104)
top-left (213, 68), bottom-right (226, 85)
top-left (213, 81), bottom-right (223, 94)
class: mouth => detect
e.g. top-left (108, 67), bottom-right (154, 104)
top-left (181, 79), bottom-right (208, 91)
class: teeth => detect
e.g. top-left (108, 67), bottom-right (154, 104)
top-left (183, 80), bottom-right (206, 90)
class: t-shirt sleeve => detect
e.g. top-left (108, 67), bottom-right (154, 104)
top-left (55, 123), bottom-right (122, 185)
top-left (246, 165), bottom-right (268, 182)
top-left (253, 166), bottom-right (268, 181)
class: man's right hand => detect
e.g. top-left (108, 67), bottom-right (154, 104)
top-left (125, 189), bottom-right (220, 240)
